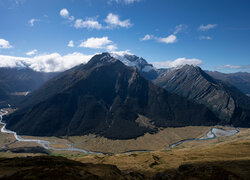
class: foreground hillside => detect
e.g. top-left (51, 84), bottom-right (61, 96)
top-left (0, 156), bottom-right (145, 180)
top-left (0, 156), bottom-right (248, 180)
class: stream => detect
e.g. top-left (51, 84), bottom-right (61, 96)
top-left (0, 108), bottom-right (240, 154)
top-left (0, 109), bottom-right (101, 154)
top-left (168, 127), bottom-right (239, 148)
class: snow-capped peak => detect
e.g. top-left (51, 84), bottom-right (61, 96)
top-left (110, 52), bottom-right (156, 73)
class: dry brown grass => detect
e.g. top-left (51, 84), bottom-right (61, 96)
top-left (68, 126), bottom-right (211, 153)
top-left (0, 125), bottom-right (211, 154)
top-left (74, 128), bottom-right (250, 179)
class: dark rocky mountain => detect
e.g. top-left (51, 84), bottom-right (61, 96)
top-left (154, 65), bottom-right (250, 126)
top-left (206, 71), bottom-right (250, 95)
top-left (5, 53), bottom-right (219, 139)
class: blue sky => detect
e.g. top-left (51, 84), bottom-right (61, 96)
top-left (0, 0), bottom-right (250, 72)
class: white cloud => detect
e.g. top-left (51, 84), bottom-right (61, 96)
top-left (109, 0), bottom-right (140, 4)
top-left (152, 57), bottom-right (202, 68)
top-left (140, 24), bottom-right (186, 43)
top-left (199, 36), bottom-right (212, 40)
top-left (216, 64), bottom-right (250, 70)
top-left (59, 8), bottom-right (74, 21)
top-left (0, 39), bottom-right (12, 49)
top-left (198, 24), bottom-right (217, 31)
top-left (68, 16), bottom-right (75, 21)
top-left (140, 34), bottom-right (154, 41)
top-left (74, 18), bottom-right (102, 29)
top-left (79, 37), bottom-right (113, 49)
top-left (60, 8), bottom-right (69, 18)
top-left (140, 34), bottom-right (177, 44)
top-left (112, 49), bottom-right (134, 57)
top-left (174, 24), bottom-right (188, 35)
top-left (67, 40), bottom-right (74, 47)
top-left (124, 0), bottom-right (140, 4)
top-left (111, 50), bottom-right (133, 56)
top-left (0, 55), bottom-right (28, 68)
top-left (29, 18), bottom-right (39, 27)
top-left (0, 52), bottom-right (94, 72)
top-left (105, 13), bottom-right (132, 28)
top-left (157, 35), bottom-right (177, 44)
top-left (106, 44), bottom-right (118, 51)
top-left (26, 49), bottom-right (37, 56)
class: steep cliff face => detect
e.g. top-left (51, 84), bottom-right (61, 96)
top-left (154, 65), bottom-right (250, 126)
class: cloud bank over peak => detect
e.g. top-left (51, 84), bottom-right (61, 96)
top-left (0, 52), bottom-right (94, 72)
top-left (152, 57), bottom-right (202, 68)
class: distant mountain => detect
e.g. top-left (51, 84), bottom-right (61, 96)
top-left (5, 53), bottom-right (219, 139)
top-left (0, 67), bottom-right (58, 108)
top-left (0, 87), bottom-right (8, 101)
top-left (154, 65), bottom-right (250, 126)
top-left (206, 71), bottom-right (250, 95)
top-left (0, 68), bottom-right (58, 93)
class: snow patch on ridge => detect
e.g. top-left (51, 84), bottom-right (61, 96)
top-left (110, 52), bottom-right (156, 73)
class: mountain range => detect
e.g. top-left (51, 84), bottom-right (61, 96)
top-left (206, 71), bottom-right (250, 95)
top-left (3, 52), bottom-right (250, 139)
top-left (0, 68), bottom-right (58, 107)
top-left (5, 53), bottom-right (219, 139)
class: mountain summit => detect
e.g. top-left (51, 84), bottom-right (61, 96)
top-left (5, 53), bottom-right (219, 139)
top-left (111, 52), bottom-right (158, 80)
